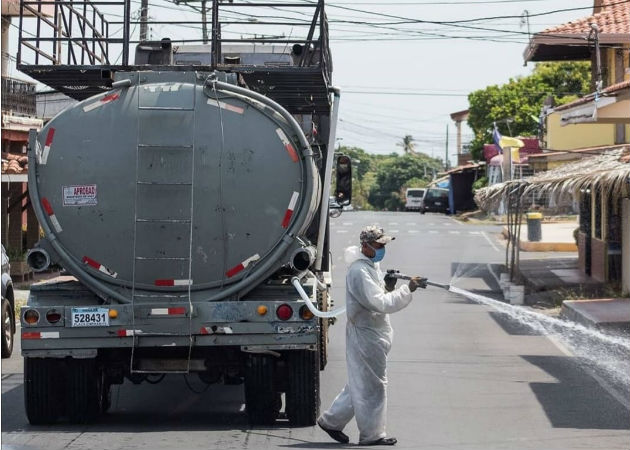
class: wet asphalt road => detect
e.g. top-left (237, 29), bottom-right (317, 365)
top-left (2, 211), bottom-right (629, 449)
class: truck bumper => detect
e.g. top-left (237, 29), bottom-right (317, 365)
top-left (20, 300), bottom-right (318, 355)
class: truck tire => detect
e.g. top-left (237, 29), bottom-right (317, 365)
top-left (286, 350), bottom-right (320, 426)
top-left (24, 358), bottom-right (64, 424)
top-left (1, 299), bottom-right (14, 358)
top-left (101, 381), bottom-right (112, 413)
top-left (66, 358), bottom-right (103, 423)
top-left (244, 354), bottom-right (280, 425)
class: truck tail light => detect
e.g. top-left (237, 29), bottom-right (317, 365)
top-left (45, 310), bottom-right (62, 324)
top-left (299, 305), bottom-right (314, 320)
top-left (276, 304), bottom-right (293, 321)
top-left (24, 309), bottom-right (40, 325)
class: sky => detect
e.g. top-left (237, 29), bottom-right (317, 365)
top-left (5, 0), bottom-right (598, 165)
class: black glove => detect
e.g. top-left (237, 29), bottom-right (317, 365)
top-left (409, 276), bottom-right (428, 292)
top-left (384, 273), bottom-right (398, 292)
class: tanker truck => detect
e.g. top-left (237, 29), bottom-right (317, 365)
top-left (18, 6), bottom-right (348, 425)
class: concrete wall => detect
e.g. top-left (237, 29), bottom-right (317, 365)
top-left (623, 199), bottom-right (630, 295)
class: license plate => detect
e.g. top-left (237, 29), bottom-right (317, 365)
top-left (71, 307), bottom-right (109, 327)
top-left (435, 202), bottom-right (441, 206)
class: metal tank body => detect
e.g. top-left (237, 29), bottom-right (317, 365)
top-left (29, 71), bottom-right (321, 303)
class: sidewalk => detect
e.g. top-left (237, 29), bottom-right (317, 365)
top-left (561, 298), bottom-right (630, 335)
top-left (517, 257), bottom-right (629, 333)
top-left (503, 221), bottom-right (578, 252)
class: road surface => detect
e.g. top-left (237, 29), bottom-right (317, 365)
top-left (2, 211), bottom-right (628, 449)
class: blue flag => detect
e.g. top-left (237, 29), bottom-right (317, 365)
top-left (492, 123), bottom-right (503, 154)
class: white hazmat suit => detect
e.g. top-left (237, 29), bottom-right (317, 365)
top-left (319, 246), bottom-right (414, 444)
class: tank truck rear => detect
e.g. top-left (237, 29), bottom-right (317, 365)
top-left (17, 0), bottom-right (349, 425)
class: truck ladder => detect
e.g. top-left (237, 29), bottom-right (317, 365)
top-left (130, 80), bottom-right (197, 374)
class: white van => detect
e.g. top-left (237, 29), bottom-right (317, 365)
top-left (404, 188), bottom-right (426, 211)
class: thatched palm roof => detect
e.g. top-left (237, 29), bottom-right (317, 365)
top-left (475, 148), bottom-right (630, 211)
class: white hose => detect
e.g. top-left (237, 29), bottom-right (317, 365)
top-left (291, 277), bottom-right (346, 318)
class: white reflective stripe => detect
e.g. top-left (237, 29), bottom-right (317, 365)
top-left (151, 308), bottom-right (169, 315)
top-left (41, 145), bottom-right (51, 165)
top-left (50, 214), bottom-right (62, 233)
top-left (288, 191), bottom-right (299, 210)
top-left (98, 265), bottom-right (118, 278)
top-left (82, 91), bottom-right (120, 112)
top-left (275, 128), bottom-right (290, 146)
top-left (173, 279), bottom-right (192, 286)
top-left (40, 331), bottom-right (60, 339)
top-left (207, 98), bottom-right (245, 114)
top-left (243, 254), bottom-right (260, 268)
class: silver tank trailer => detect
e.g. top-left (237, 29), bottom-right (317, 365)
top-left (28, 71), bottom-right (321, 303)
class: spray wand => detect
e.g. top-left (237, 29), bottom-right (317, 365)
top-left (386, 270), bottom-right (451, 291)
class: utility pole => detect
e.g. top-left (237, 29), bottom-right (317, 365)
top-left (139, 0), bottom-right (149, 41)
top-left (445, 124), bottom-right (449, 170)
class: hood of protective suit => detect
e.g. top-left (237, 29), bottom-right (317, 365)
top-left (344, 245), bottom-right (363, 264)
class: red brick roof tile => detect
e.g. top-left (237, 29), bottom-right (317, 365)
top-left (539, 1), bottom-right (629, 36)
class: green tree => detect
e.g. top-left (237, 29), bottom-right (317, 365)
top-left (467, 61), bottom-right (590, 160)
top-left (368, 154), bottom-right (442, 210)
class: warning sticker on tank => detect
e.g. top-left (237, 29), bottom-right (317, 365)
top-left (63, 185), bottom-right (98, 206)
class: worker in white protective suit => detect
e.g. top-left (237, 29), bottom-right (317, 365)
top-left (317, 225), bottom-right (426, 446)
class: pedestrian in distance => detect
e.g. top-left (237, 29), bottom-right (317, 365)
top-left (317, 225), bottom-right (427, 446)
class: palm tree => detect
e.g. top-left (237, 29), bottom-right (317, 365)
top-left (397, 135), bottom-right (417, 155)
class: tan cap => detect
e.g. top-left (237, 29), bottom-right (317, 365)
top-left (360, 225), bottom-right (395, 244)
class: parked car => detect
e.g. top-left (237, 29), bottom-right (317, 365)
top-left (421, 188), bottom-right (450, 214)
top-left (404, 188), bottom-right (426, 212)
top-left (1, 245), bottom-right (15, 358)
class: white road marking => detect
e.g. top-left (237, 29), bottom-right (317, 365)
top-left (429, 230), bottom-right (439, 234)
top-left (388, 222), bottom-right (399, 225)
top-left (408, 230), bottom-right (419, 233)
top-left (469, 231), bottom-right (481, 235)
top-left (342, 222), bottom-right (353, 226)
top-left (444, 223), bottom-right (452, 226)
top-left (337, 230), bottom-right (348, 233)
top-left (448, 231), bottom-right (460, 234)
top-left (390, 230), bottom-right (400, 233)
top-left (481, 231), bottom-right (500, 252)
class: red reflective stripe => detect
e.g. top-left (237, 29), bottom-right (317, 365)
top-left (168, 307), bottom-right (186, 315)
top-left (281, 209), bottom-right (293, 228)
top-left (285, 143), bottom-right (299, 163)
top-left (44, 128), bottom-right (55, 147)
top-left (41, 198), bottom-right (54, 216)
top-left (200, 327), bottom-right (209, 335)
top-left (117, 329), bottom-right (127, 337)
top-left (155, 279), bottom-right (174, 286)
top-left (226, 263), bottom-right (244, 278)
top-left (22, 332), bottom-right (41, 340)
top-left (101, 92), bottom-right (120, 103)
top-left (82, 256), bottom-right (100, 269)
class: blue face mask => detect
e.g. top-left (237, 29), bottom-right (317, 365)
top-left (367, 244), bottom-right (386, 263)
